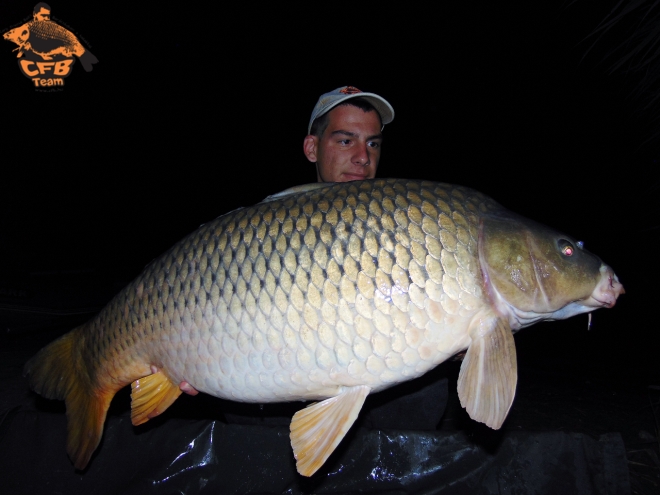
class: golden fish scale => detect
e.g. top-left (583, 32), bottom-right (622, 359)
top-left (28, 21), bottom-right (78, 45)
top-left (82, 179), bottom-right (501, 401)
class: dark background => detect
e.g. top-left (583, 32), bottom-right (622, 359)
top-left (0, 1), bottom-right (657, 388)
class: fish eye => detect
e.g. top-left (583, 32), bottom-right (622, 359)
top-left (558, 239), bottom-right (575, 256)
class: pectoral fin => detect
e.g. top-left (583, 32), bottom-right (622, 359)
top-left (457, 316), bottom-right (517, 429)
top-left (130, 370), bottom-right (182, 426)
top-left (290, 385), bottom-right (370, 477)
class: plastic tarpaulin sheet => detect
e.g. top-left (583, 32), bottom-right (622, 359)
top-left (0, 403), bottom-right (629, 495)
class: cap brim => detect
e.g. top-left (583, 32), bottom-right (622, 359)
top-left (308, 92), bottom-right (395, 134)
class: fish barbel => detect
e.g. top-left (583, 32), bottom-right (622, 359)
top-left (24, 179), bottom-right (624, 476)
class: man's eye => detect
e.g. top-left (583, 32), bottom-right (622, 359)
top-left (339, 139), bottom-right (351, 145)
top-left (368, 142), bottom-right (380, 148)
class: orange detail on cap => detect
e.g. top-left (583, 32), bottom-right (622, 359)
top-left (340, 86), bottom-right (362, 94)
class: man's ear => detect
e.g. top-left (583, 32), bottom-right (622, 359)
top-left (303, 135), bottom-right (318, 163)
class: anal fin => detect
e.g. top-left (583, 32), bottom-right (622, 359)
top-left (290, 385), bottom-right (370, 477)
top-left (457, 316), bottom-right (517, 429)
top-left (130, 370), bottom-right (182, 426)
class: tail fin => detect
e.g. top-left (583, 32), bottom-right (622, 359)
top-left (78, 50), bottom-right (98, 72)
top-left (24, 327), bottom-right (114, 470)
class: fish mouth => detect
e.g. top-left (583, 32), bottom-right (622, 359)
top-left (587, 265), bottom-right (625, 309)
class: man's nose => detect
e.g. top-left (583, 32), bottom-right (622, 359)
top-left (353, 144), bottom-right (370, 166)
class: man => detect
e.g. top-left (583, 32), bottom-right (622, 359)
top-left (303, 86), bottom-right (394, 183)
top-left (33, 2), bottom-right (51, 21)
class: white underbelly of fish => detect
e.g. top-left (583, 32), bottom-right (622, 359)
top-left (153, 316), bottom-right (473, 403)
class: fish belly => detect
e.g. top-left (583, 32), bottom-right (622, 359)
top-left (89, 179), bottom-right (495, 402)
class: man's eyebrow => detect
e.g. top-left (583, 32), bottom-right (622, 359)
top-left (329, 130), bottom-right (383, 140)
top-left (330, 130), bottom-right (356, 138)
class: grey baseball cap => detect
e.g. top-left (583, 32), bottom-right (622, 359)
top-left (307, 86), bottom-right (395, 134)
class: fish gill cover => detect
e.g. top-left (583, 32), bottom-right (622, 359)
top-left (2, 3), bottom-right (98, 90)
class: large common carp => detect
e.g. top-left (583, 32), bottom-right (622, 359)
top-left (25, 179), bottom-right (624, 476)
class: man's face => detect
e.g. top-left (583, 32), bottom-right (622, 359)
top-left (34, 8), bottom-right (51, 21)
top-left (304, 105), bottom-right (383, 183)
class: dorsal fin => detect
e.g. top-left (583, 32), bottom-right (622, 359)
top-left (262, 183), bottom-right (333, 202)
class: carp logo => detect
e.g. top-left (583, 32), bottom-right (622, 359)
top-left (340, 86), bottom-right (362, 95)
top-left (2, 3), bottom-right (98, 89)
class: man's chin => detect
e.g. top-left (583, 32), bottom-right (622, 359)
top-left (341, 173), bottom-right (369, 182)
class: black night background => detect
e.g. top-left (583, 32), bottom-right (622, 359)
top-left (0, 1), bottom-right (658, 494)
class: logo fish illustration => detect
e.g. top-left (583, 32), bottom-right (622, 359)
top-left (3, 3), bottom-right (98, 88)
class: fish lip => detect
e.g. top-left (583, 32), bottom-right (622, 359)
top-left (590, 297), bottom-right (616, 309)
top-left (590, 267), bottom-right (625, 309)
top-left (591, 291), bottom-right (622, 308)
